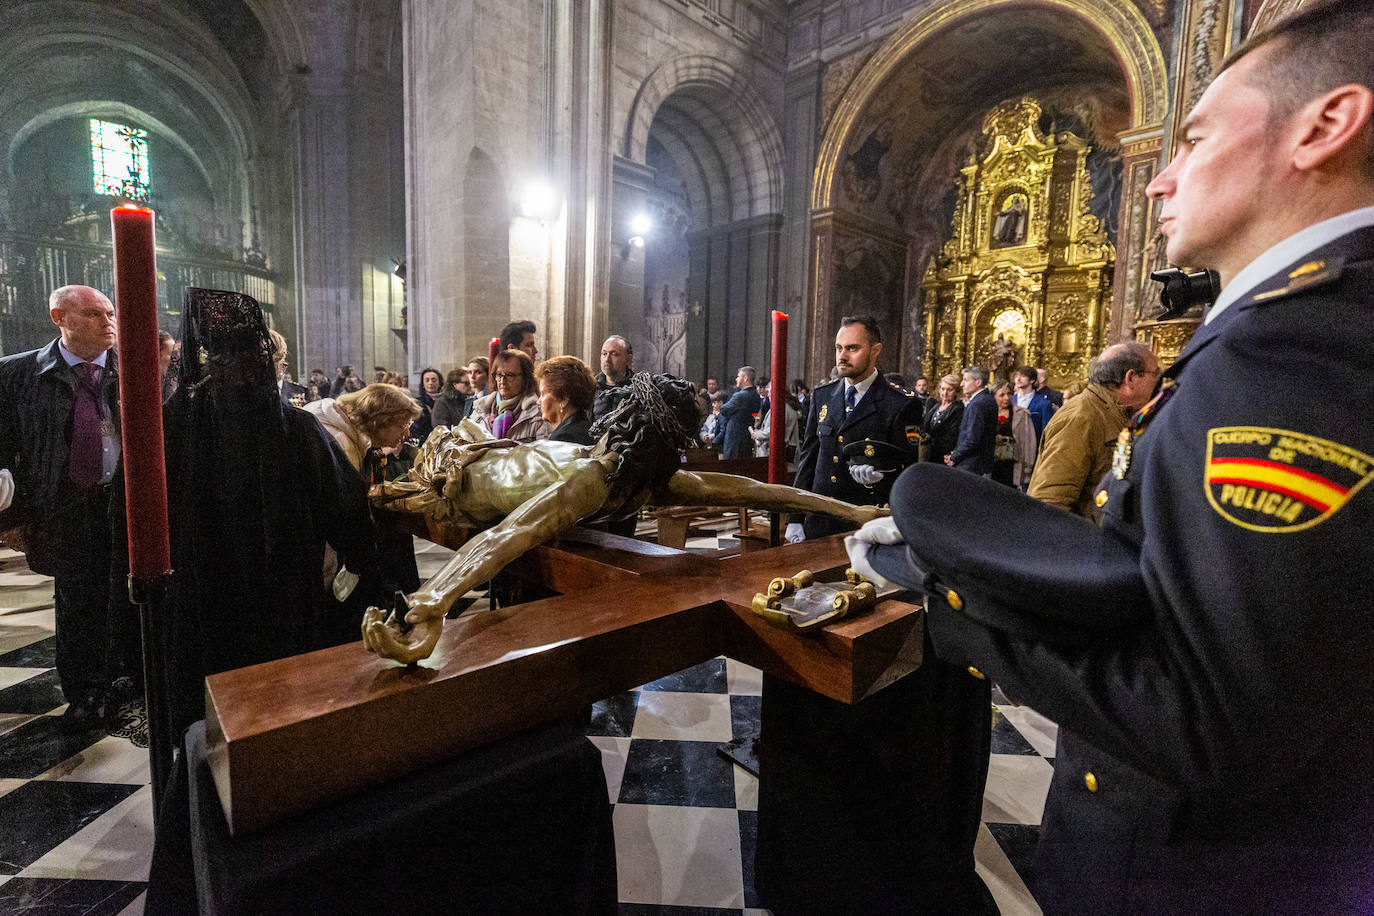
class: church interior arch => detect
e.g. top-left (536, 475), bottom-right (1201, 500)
top-left (612, 57), bottom-right (784, 386)
top-left (805, 0), bottom-right (1167, 384)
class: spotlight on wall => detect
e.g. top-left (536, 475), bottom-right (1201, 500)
top-left (622, 213), bottom-right (651, 257)
top-left (519, 181), bottom-right (560, 222)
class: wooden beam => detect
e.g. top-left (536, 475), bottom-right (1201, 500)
top-left (204, 536), bottom-right (923, 834)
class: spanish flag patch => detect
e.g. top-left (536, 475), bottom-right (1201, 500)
top-left (1205, 427), bottom-right (1373, 533)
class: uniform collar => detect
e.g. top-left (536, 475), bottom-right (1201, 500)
top-left (843, 369), bottom-right (878, 399)
top-left (1206, 205), bottom-right (1374, 325)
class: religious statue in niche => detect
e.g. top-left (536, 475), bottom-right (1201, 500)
top-left (360, 374), bottom-right (886, 663)
top-left (991, 193), bottom-right (1028, 247)
top-left (986, 332), bottom-right (1018, 384)
top-left (841, 118), bottom-right (893, 207)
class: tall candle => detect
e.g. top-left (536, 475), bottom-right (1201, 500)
top-left (768, 310), bottom-right (788, 485)
top-left (111, 205), bottom-right (170, 578)
top-left (489, 337), bottom-right (501, 364)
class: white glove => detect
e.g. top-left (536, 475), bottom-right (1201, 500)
top-left (0, 469), bottom-right (12, 512)
top-left (849, 464), bottom-right (885, 486)
top-left (332, 565), bottom-right (360, 601)
top-left (784, 522), bottom-right (806, 544)
top-left (844, 517), bottom-right (906, 589)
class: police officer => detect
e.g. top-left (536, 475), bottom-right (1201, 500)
top-left (785, 315), bottom-right (922, 542)
top-left (849, 2), bottom-right (1374, 909)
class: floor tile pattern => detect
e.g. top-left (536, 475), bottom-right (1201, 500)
top-left (0, 534), bottom-right (1056, 914)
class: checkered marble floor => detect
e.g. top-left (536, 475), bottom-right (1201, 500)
top-left (0, 535), bottom-right (1056, 914)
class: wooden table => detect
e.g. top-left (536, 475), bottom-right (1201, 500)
top-left (204, 532), bottom-right (923, 835)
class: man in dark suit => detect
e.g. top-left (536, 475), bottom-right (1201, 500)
top-left (851, 3), bottom-right (1374, 908)
top-left (946, 364), bottom-right (996, 475)
top-left (0, 285), bottom-right (121, 719)
top-left (716, 365), bottom-right (760, 459)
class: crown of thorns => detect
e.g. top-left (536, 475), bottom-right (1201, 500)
top-left (627, 372), bottom-right (696, 449)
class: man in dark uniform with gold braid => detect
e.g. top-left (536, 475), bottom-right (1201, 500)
top-left (762, 314), bottom-right (996, 914)
top-left (785, 315), bottom-right (922, 542)
top-left (849, 2), bottom-right (1374, 910)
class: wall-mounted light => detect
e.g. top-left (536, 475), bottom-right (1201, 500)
top-left (519, 181), bottom-right (560, 222)
top-left (622, 213), bottom-right (652, 257)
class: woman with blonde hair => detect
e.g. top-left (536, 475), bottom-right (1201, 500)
top-left (307, 383), bottom-right (421, 471)
top-left (919, 373), bottom-right (964, 464)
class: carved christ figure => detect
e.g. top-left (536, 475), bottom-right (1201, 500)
top-left (361, 374), bottom-right (885, 663)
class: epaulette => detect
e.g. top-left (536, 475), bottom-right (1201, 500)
top-left (1247, 255), bottom-right (1345, 306)
top-left (813, 377), bottom-right (841, 390)
top-left (886, 378), bottom-right (914, 397)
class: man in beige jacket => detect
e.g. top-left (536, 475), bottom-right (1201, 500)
top-left (1026, 342), bottom-right (1159, 520)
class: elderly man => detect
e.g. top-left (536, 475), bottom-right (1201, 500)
top-left (0, 286), bottom-right (122, 719)
top-left (853, 2), bottom-right (1374, 907)
top-left (592, 334), bottom-right (633, 420)
top-left (1027, 343), bottom-right (1159, 520)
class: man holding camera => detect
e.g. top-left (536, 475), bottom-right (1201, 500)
top-left (850, 2), bottom-right (1374, 908)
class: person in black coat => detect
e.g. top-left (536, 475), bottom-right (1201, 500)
top-left (0, 285), bottom-right (124, 719)
top-left (430, 368), bottom-right (472, 428)
top-left (536, 355), bottom-right (597, 445)
top-left (920, 372), bottom-right (965, 464)
top-left (849, 9), bottom-right (1374, 908)
top-left (946, 365), bottom-right (996, 475)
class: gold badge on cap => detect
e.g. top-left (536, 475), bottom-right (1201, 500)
top-left (864, 443), bottom-right (875, 458)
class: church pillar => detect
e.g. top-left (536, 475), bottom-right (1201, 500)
top-left (284, 78), bottom-right (360, 373)
top-left (780, 61), bottom-right (823, 381)
top-left (556, 0), bottom-right (614, 360)
top-left (805, 212), bottom-right (834, 382)
top-left (607, 156), bottom-right (654, 357)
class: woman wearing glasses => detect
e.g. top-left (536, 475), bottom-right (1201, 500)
top-left (468, 349), bottom-right (552, 442)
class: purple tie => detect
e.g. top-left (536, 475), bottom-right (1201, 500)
top-left (69, 362), bottom-right (104, 488)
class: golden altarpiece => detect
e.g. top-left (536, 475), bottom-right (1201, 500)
top-left (922, 98), bottom-right (1115, 387)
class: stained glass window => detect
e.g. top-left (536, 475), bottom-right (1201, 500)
top-left (90, 119), bottom-right (150, 199)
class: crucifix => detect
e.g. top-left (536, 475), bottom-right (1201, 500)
top-left (205, 530), bottom-right (924, 834)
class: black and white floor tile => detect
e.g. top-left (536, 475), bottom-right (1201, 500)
top-left (0, 533), bottom-right (1057, 914)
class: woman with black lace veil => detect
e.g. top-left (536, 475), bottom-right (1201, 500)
top-left (146, 288), bottom-right (388, 913)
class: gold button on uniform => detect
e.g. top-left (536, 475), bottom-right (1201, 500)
top-left (833, 456), bottom-right (839, 463)
top-left (838, 435), bottom-right (844, 443)
top-left (945, 589), bottom-right (963, 610)
top-left (967, 666), bottom-right (985, 680)
top-left (830, 476), bottom-right (837, 483)
top-left (1084, 771), bottom-right (1098, 792)
top-left (1095, 490), bottom-right (1109, 508)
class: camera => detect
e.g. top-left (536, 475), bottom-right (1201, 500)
top-left (1150, 267), bottom-right (1221, 320)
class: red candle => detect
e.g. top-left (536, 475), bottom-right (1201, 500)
top-left (768, 310), bottom-right (788, 485)
top-left (488, 337), bottom-right (501, 364)
top-left (111, 205), bottom-right (170, 578)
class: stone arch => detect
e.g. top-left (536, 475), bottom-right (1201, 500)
top-left (624, 54), bottom-right (783, 221)
top-left (812, 0), bottom-right (1169, 211)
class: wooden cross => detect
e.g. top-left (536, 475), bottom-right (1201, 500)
top-left (204, 531), bottom-right (924, 835)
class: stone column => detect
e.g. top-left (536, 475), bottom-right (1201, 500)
top-left (607, 155), bottom-right (654, 354)
top-left (780, 61), bottom-right (823, 380)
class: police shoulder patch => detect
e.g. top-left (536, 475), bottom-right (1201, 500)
top-left (1205, 426), bottom-right (1373, 533)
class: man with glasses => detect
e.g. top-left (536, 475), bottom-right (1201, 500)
top-left (1027, 342), bottom-right (1158, 520)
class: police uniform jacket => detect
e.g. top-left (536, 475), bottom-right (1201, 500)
top-left (793, 372), bottom-right (921, 539)
top-left (888, 224), bottom-right (1374, 910)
